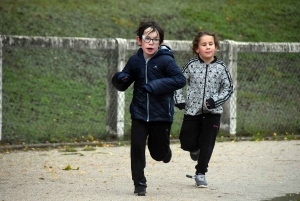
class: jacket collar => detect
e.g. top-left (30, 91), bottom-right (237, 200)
top-left (198, 55), bottom-right (218, 64)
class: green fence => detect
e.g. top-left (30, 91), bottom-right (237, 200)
top-left (1, 35), bottom-right (299, 144)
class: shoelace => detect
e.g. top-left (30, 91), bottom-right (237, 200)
top-left (186, 174), bottom-right (196, 179)
top-left (186, 174), bottom-right (204, 180)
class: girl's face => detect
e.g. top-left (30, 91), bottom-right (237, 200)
top-left (195, 35), bottom-right (216, 64)
top-left (136, 27), bottom-right (161, 59)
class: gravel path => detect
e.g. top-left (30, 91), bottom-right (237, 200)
top-left (1, 140), bottom-right (300, 201)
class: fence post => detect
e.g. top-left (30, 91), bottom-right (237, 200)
top-left (223, 40), bottom-right (237, 135)
top-left (105, 38), bottom-right (126, 138)
top-left (0, 37), bottom-right (2, 140)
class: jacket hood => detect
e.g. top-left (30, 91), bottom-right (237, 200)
top-left (158, 45), bottom-right (174, 58)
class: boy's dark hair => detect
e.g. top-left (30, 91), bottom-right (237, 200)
top-left (135, 20), bottom-right (164, 44)
top-left (192, 30), bottom-right (220, 55)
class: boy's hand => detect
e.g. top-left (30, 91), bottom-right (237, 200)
top-left (117, 72), bottom-right (130, 83)
top-left (120, 76), bottom-right (129, 82)
top-left (142, 84), bottom-right (153, 95)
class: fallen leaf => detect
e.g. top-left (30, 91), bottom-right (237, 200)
top-left (62, 164), bottom-right (79, 170)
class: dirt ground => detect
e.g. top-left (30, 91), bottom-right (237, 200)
top-left (1, 140), bottom-right (300, 201)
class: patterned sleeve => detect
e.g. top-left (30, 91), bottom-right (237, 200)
top-left (174, 62), bottom-right (190, 104)
top-left (211, 64), bottom-right (234, 108)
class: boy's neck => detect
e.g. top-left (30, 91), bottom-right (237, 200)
top-left (143, 52), bottom-right (157, 60)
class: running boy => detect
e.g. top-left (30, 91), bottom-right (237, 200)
top-left (112, 20), bottom-right (186, 196)
top-left (174, 30), bottom-right (234, 188)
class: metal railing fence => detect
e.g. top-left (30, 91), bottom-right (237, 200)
top-left (0, 35), bottom-right (299, 143)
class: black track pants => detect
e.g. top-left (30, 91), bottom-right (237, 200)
top-left (130, 119), bottom-right (171, 186)
top-left (179, 114), bottom-right (220, 175)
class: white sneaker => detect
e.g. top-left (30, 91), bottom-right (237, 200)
top-left (195, 174), bottom-right (208, 188)
top-left (186, 173), bottom-right (208, 188)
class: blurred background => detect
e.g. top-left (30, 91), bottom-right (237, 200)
top-left (1, 0), bottom-right (299, 144)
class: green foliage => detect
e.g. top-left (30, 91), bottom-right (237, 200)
top-left (2, 48), bottom-right (110, 143)
top-left (62, 146), bottom-right (77, 152)
top-left (236, 53), bottom-right (300, 136)
top-left (1, 0), bottom-right (300, 42)
top-left (82, 146), bottom-right (96, 151)
top-left (1, 0), bottom-right (300, 143)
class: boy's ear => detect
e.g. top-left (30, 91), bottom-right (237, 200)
top-left (136, 36), bottom-right (142, 46)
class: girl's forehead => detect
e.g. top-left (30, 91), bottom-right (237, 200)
top-left (200, 35), bottom-right (214, 42)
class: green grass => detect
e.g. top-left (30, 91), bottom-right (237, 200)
top-left (2, 48), bottom-right (110, 143)
top-left (1, 0), bottom-right (299, 42)
top-left (1, 0), bottom-right (300, 144)
top-left (236, 52), bottom-right (300, 136)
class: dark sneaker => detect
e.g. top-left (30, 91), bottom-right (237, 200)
top-left (134, 182), bottom-right (147, 196)
top-left (195, 174), bottom-right (208, 188)
top-left (190, 149), bottom-right (200, 161)
top-left (163, 149), bottom-right (172, 163)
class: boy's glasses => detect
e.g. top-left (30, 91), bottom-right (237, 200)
top-left (142, 35), bottom-right (160, 44)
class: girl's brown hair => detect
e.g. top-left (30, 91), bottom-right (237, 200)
top-left (192, 31), bottom-right (220, 55)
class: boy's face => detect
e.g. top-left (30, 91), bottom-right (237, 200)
top-left (195, 35), bottom-right (216, 63)
top-left (136, 27), bottom-right (161, 59)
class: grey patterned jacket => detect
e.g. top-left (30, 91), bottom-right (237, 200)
top-left (174, 56), bottom-right (234, 115)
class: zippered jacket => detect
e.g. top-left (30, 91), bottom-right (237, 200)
top-left (112, 45), bottom-right (186, 122)
top-left (174, 56), bottom-right (234, 115)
